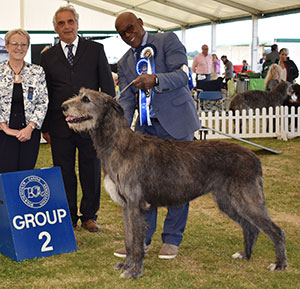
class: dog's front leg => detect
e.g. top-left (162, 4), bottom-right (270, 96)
top-left (115, 206), bottom-right (134, 272)
top-left (119, 206), bottom-right (147, 279)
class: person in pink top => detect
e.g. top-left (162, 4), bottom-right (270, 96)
top-left (211, 53), bottom-right (220, 79)
top-left (192, 44), bottom-right (212, 80)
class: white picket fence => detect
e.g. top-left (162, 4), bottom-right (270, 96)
top-left (197, 106), bottom-right (300, 140)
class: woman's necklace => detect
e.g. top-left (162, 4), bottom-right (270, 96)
top-left (8, 61), bottom-right (25, 82)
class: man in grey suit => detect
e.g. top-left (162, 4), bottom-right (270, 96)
top-left (114, 12), bottom-right (200, 259)
top-left (41, 5), bottom-right (115, 232)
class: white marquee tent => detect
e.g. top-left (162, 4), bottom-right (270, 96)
top-left (1, 0), bottom-right (300, 69)
top-left (1, 0), bottom-right (300, 32)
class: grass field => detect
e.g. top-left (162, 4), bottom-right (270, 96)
top-left (0, 138), bottom-right (300, 289)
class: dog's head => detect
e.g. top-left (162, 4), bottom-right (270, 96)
top-left (61, 88), bottom-right (124, 132)
top-left (290, 83), bottom-right (300, 103)
top-left (274, 81), bottom-right (291, 102)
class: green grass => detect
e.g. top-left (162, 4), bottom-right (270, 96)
top-left (1, 138), bottom-right (300, 289)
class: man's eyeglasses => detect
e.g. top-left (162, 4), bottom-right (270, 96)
top-left (118, 24), bottom-right (135, 37)
top-left (9, 42), bottom-right (28, 49)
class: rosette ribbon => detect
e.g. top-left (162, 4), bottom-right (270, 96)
top-left (135, 44), bottom-right (157, 126)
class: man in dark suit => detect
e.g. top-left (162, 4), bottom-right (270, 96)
top-left (114, 12), bottom-right (200, 259)
top-left (41, 5), bottom-right (115, 232)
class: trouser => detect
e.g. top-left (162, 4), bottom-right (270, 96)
top-left (0, 129), bottom-right (41, 173)
top-left (50, 132), bottom-right (101, 224)
top-left (141, 120), bottom-right (194, 246)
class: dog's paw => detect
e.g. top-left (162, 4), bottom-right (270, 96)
top-left (267, 262), bottom-right (288, 271)
top-left (115, 262), bottom-right (125, 271)
top-left (232, 251), bottom-right (245, 259)
top-left (120, 269), bottom-right (142, 279)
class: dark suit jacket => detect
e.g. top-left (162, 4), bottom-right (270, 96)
top-left (41, 37), bottom-right (115, 137)
top-left (117, 32), bottom-right (200, 139)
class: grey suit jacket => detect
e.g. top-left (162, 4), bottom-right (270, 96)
top-left (117, 32), bottom-right (200, 139)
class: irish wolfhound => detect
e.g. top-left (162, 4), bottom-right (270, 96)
top-left (62, 88), bottom-right (287, 279)
top-left (229, 81), bottom-right (290, 112)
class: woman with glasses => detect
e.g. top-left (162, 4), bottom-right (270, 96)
top-left (0, 29), bottom-right (48, 173)
top-left (275, 48), bottom-right (299, 83)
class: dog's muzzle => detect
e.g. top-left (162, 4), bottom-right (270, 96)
top-left (65, 115), bottom-right (92, 123)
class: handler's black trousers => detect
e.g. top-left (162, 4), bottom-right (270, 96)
top-left (0, 130), bottom-right (41, 173)
top-left (50, 132), bottom-right (101, 224)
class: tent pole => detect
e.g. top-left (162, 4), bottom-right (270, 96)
top-left (181, 26), bottom-right (186, 46)
top-left (20, 0), bottom-right (24, 29)
top-left (211, 21), bottom-right (217, 54)
top-left (251, 15), bottom-right (258, 72)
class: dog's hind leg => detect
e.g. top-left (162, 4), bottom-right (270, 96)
top-left (213, 195), bottom-right (259, 260)
top-left (232, 218), bottom-right (260, 260)
top-left (218, 192), bottom-right (287, 271)
top-left (119, 206), bottom-right (147, 279)
top-left (248, 213), bottom-right (287, 271)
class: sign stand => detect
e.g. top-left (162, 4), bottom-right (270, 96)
top-left (0, 167), bottom-right (77, 262)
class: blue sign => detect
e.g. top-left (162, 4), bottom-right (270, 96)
top-left (0, 167), bottom-right (77, 262)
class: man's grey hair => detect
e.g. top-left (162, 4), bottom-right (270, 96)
top-left (52, 5), bottom-right (79, 28)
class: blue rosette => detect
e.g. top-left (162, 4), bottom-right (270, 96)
top-left (135, 44), bottom-right (157, 126)
top-left (135, 57), bottom-right (148, 76)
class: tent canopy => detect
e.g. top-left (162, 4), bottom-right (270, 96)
top-left (1, 0), bottom-right (300, 33)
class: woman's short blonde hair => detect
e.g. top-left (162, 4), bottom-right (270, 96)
top-left (52, 5), bottom-right (79, 28)
top-left (5, 29), bottom-right (30, 45)
top-left (279, 48), bottom-right (289, 56)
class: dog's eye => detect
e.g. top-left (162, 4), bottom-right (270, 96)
top-left (81, 95), bottom-right (90, 103)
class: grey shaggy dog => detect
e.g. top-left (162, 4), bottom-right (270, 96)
top-left (62, 88), bottom-right (287, 279)
top-left (229, 81), bottom-right (290, 112)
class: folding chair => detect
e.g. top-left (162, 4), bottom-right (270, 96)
top-left (198, 91), bottom-right (224, 112)
top-left (196, 77), bottom-right (225, 112)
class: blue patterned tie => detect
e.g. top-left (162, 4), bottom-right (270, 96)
top-left (66, 44), bottom-right (74, 66)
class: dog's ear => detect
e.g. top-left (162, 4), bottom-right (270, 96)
top-left (107, 98), bottom-right (124, 116)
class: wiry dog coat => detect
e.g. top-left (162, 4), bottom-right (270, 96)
top-left (62, 88), bottom-right (287, 278)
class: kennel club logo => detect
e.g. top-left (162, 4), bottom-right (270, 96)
top-left (19, 175), bottom-right (50, 209)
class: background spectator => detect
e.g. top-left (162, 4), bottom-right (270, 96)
top-left (259, 52), bottom-right (267, 64)
top-left (241, 60), bottom-right (249, 72)
top-left (221, 55), bottom-right (233, 86)
top-left (211, 53), bottom-right (220, 80)
top-left (192, 44), bottom-right (212, 80)
top-left (266, 44), bottom-right (280, 63)
top-left (275, 48), bottom-right (299, 83)
top-left (264, 63), bottom-right (284, 91)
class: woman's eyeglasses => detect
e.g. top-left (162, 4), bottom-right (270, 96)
top-left (9, 42), bottom-right (28, 49)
